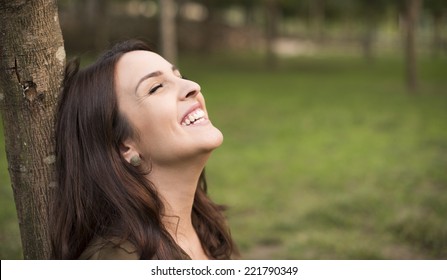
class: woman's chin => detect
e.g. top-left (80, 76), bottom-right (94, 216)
top-left (203, 127), bottom-right (224, 151)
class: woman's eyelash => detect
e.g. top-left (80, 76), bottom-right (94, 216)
top-left (149, 83), bottom-right (163, 94)
top-left (146, 72), bottom-right (185, 95)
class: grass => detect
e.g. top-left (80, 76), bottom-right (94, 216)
top-left (181, 52), bottom-right (447, 259)
top-left (1, 52), bottom-right (446, 259)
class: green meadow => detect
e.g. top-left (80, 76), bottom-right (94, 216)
top-left (1, 53), bottom-right (446, 259)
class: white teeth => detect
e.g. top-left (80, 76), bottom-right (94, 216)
top-left (181, 108), bottom-right (206, 126)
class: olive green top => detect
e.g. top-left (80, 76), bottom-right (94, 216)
top-left (78, 236), bottom-right (192, 260)
top-left (79, 237), bottom-right (140, 260)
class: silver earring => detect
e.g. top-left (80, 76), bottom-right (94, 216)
top-left (130, 155), bottom-right (141, 167)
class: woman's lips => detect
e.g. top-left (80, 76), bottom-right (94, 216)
top-left (181, 105), bottom-right (207, 126)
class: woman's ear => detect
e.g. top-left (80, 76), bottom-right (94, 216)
top-left (120, 139), bottom-right (140, 165)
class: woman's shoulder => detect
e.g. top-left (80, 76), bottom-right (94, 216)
top-left (79, 237), bottom-right (140, 260)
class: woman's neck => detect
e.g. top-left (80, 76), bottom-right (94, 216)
top-left (147, 157), bottom-right (209, 259)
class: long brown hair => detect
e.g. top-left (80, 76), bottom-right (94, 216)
top-left (50, 40), bottom-right (237, 259)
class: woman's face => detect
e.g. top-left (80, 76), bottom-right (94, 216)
top-left (115, 50), bottom-right (223, 166)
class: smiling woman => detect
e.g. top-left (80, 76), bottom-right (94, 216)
top-left (50, 39), bottom-right (238, 260)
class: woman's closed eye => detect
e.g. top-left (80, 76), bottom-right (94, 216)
top-left (149, 83), bottom-right (163, 94)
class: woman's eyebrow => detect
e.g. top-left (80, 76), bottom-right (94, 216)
top-left (134, 65), bottom-right (179, 93)
top-left (135, 71), bottom-right (162, 93)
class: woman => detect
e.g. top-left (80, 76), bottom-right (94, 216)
top-left (50, 39), bottom-right (238, 260)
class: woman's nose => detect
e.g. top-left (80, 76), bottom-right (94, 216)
top-left (180, 79), bottom-right (200, 100)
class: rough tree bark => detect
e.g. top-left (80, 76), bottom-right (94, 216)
top-left (0, 0), bottom-right (65, 259)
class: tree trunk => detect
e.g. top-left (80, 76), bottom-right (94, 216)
top-left (404, 0), bottom-right (422, 93)
top-left (0, 0), bottom-right (65, 259)
top-left (431, 14), bottom-right (443, 57)
top-left (361, 21), bottom-right (376, 62)
top-left (309, 0), bottom-right (325, 44)
top-left (265, 0), bottom-right (279, 69)
top-left (199, 3), bottom-right (219, 54)
top-left (159, 0), bottom-right (178, 64)
top-left (361, 7), bottom-right (380, 64)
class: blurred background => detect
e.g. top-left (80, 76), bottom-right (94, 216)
top-left (1, 0), bottom-right (446, 259)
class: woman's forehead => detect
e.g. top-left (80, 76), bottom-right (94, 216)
top-left (115, 51), bottom-right (171, 87)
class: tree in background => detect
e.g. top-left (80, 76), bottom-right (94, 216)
top-left (425, 0), bottom-right (447, 56)
top-left (264, 0), bottom-right (280, 68)
top-left (402, 0), bottom-right (423, 92)
top-left (0, 0), bottom-right (65, 259)
top-left (355, 0), bottom-right (388, 62)
top-left (160, 0), bottom-right (178, 64)
top-left (308, 0), bottom-right (326, 43)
